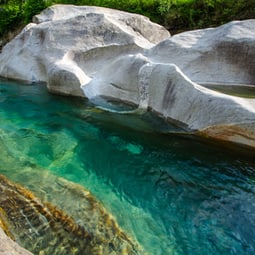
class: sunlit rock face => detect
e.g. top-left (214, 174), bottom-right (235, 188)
top-left (137, 63), bottom-right (255, 148)
top-left (0, 5), bottom-right (255, 149)
top-left (0, 4), bottom-right (169, 96)
top-left (84, 58), bottom-right (255, 148)
top-left (81, 19), bottom-right (255, 150)
top-left (0, 174), bottom-right (143, 255)
top-left (147, 19), bottom-right (255, 85)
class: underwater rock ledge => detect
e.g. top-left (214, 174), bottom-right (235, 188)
top-left (0, 174), bottom-right (143, 255)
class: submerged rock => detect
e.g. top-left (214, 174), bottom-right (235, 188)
top-left (0, 174), bottom-right (143, 255)
top-left (0, 5), bottom-right (254, 149)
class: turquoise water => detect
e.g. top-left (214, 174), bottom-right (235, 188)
top-left (0, 79), bottom-right (255, 255)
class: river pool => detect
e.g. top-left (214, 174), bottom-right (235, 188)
top-left (0, 79), bottom-right (255, 255)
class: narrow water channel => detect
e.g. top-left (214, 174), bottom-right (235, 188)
top-left (0, 79), bottom-right (255, 255)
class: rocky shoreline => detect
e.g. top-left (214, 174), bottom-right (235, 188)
top-left (0, 5), bottom-right (255, 150)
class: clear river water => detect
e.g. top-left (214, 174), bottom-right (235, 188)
top-left (0, 79), bottom-right (255, 255)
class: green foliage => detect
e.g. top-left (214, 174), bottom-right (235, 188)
top-left (0, 1), bottom-right (23, 37)
top-left (158, 0), bottom-right (255, 32)
top-left (23, 0), bottom-right (48, 23)
top-left (1, 0), bottom-right (255, 41)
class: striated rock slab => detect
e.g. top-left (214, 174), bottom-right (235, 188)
top-left (0, 174), bottom-right (143, 255)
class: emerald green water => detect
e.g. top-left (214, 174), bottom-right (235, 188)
top-left (1, 79), bottom-right (255, 255)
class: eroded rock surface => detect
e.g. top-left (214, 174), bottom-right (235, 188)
top-left (147, 19), bottom-right (255, 85)
top-left (0, 5), bottom-right (254, 149)
top-left (0, 4), bottom-right (169, 96)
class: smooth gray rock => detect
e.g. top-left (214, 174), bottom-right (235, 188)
top-left (84, 58), bottom-right (255, 149)
top-left (82, 19), bottom-right (255, 149)
top-left (83, 53), bottom-right (150, 107)
top-left (0, 4), bottom-right (169, 96)
top-left (0, 227), bottom-right (33, 255)
top-left (138, 63), bottom-right (255, 148)
top-left (147, 19), bottom-right (255, 86)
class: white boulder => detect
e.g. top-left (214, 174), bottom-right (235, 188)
top-left (0, 4), bottom-right (169, 96)
top-left (82, 19), bottom-right (255, 149)
top-left (139, 63), bottom-right (255, 148)
top-left (147, 19), bottom-right (255, 86)
top-left (83, 57), bottom-right (255, 148)
top-left (0, 5), bottom-right (255, 149)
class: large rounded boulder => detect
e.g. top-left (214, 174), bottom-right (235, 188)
top-left (0, 4), bottom-right (170, 96)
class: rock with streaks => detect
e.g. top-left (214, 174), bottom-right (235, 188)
top-left (0, 174), bottom-right (143, 255)
top-left (147, 19), bottom-right (255, 86)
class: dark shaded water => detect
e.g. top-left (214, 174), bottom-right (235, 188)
top-left (0, 79), bottom-right (255, 255)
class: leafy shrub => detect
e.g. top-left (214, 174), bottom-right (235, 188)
top-left (0, 3), bottom-right (23, 37)
top-left (159, 0), bottom-right (255, 32)
top-left (1, 0), bottom-right (255, 40)
top-left (23, 0), bottom-right (48, 23)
